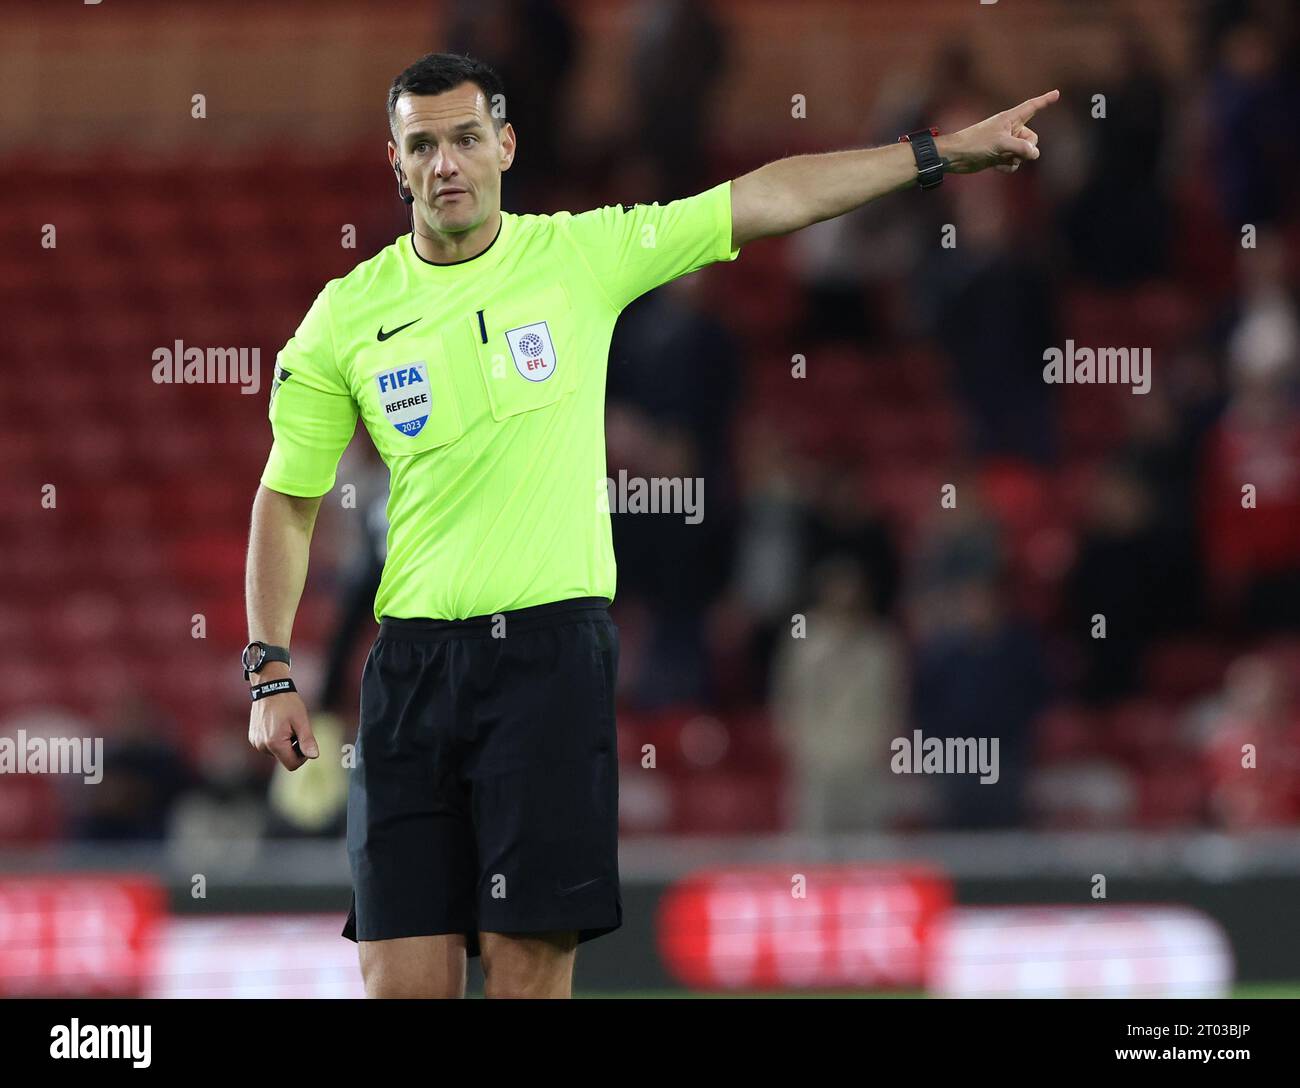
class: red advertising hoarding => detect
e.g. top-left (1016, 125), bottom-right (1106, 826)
top-left (657, 864), bottom-right (950, 991)
top-left (0, 875), bottom-right (165, 996)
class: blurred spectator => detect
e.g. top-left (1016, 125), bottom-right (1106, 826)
top-left (787, 206), bottom-right (895, 349)
top-left (1223, 229), bottom-right (1300, 382)
top-left (786, 49), bottom-right (948, 350)
top-left (610, 423), bottom-right (734, 709)
top-left (320, 443), bottom-right (388, 717)
top-left (1060, 31), bottom-right (1173, 285)
top-left (68, 697), bottom-right (195, 842)
top-left (446, 0), bottom-right (578, 210)
top-left (1197, 654), bottom-right (1300, 828)
top-left (1204, 12), bottom-right (1300, 227)
top-left (804, 461), bottom-right (901, 619)
top-left (607, 269), bottom-right (742, 708)
top-left (1112, 386), bottom-right (1209, 626)
top-left (915, 172), bottom-right (1061, 463)
top-left (921, 38), bottom-right (1000, 132)
top-left (166, 730), bottom-right (269, 867)
top-left (908, 476), bottom-right (1004, 630)
top-left (771, 556), bottom-right (910, 832)
top-left (608, 268), bottom-right (741, 498)
top-left (1200, 372), bottom-right (1300, 630)
top-left (627, 0), bottom-right (729, 200)
top-left (1199, 237), bottom-right (1300, 631)
top-left (720, 424), bottom-right (818, 699)
top-left (910, 576), bottom-right (1049, 829)
top-left (1066, 461), bottom-right (1192, 703)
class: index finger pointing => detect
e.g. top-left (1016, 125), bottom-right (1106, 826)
top-left (1014, 88), bottom-right (1060, 122)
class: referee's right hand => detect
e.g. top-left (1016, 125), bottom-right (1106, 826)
top-left (248, 663), bottom-right (320, 770)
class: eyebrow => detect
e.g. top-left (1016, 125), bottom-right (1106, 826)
top-left (405, 120), bottom-right (484, 147)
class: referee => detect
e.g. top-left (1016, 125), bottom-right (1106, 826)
top-left (245, 52), bottom-right (1057, 998)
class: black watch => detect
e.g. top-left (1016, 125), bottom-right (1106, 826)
top-left (241, 640), bottom-right (291, 681)
top-left (899, 126), bottom-right (949, 190)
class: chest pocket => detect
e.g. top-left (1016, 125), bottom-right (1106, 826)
top-left (359, 353), bottom-right (463, 457)
top-left (469, 283), bottom-right (576, 422)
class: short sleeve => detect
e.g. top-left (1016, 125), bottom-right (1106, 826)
top-left (563, 180), bottom-right (741, 312)
top-left (259, 284), bottom-right (358, 497)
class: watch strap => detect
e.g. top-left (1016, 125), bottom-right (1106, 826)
top-left (242, 641), bottom-right (292, 680)
top-left (899, 126), bottom-right (948, 190)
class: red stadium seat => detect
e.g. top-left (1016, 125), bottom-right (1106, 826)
top-left (672, 770), bottom-right (785, 834)
top-left (1137, 757), bottom-right (1208, 827)
top-left (1143, 639), bottom-right (1236, 702)
top-left (1102, 699), bottom-right (1187, 769)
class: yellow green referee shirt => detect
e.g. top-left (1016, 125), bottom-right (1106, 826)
top-left (260, 180), bottom-right (741, 621)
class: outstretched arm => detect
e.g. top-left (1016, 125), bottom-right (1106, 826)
top-left (729, 89), bottom-right (1059, 248)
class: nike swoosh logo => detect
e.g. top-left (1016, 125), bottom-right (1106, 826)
top-left (556, 878), bottom-right (603, 897)
top-left (377, 318), bottom-right (421, 341)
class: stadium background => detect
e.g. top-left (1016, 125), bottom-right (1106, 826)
top-left (1, 0), bottom-right (1298, 997)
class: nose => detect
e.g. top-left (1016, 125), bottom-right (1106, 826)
top-left (433, 147), bottom-right (460, 180)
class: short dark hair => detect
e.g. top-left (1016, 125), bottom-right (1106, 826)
top-left (387, 53), bottom-right (506, 139)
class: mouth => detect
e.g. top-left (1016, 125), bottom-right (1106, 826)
top-left (435, 188), bottom-right (468, 199)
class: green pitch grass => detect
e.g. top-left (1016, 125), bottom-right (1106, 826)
top-left (576, 984), bottom-right (1300, 998)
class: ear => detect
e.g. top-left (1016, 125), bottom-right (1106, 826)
top-left (387, 141), bottom-right (399, 171)
top-left (498, 122), bottom-right (516, 172)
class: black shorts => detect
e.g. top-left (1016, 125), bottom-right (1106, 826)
top-left (342, 596), bottom-right (622, 958)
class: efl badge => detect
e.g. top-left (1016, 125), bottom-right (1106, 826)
top-left (505, 321), bottom-right (557, 382)
top-left (375, 362), bottom-right (430, 437)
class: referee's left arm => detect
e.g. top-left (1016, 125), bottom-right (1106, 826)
top-left (729, 88), bottom-right (1059, 247)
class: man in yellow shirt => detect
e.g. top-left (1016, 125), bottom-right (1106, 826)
top-left (245, 51), bottom-right (1057, 998)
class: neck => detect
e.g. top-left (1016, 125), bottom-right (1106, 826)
top-left (412, 209), bottom-right (501, 264)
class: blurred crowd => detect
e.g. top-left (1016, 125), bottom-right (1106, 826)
top-left (4, 0), bottom-right (1299, 848)
top-left (595, 0), bottom-right (1300, 835)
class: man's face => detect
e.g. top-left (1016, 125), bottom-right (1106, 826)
top-left (388, 83), bottom-right (514, 235)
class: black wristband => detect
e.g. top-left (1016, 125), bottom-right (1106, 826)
top-left (250, 677), bottom-right (298, 702)
top-left (899, 127), bottom-right (949, 190)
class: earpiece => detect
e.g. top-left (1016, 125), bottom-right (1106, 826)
top-left (393, 160), bottom-right (414, 206)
